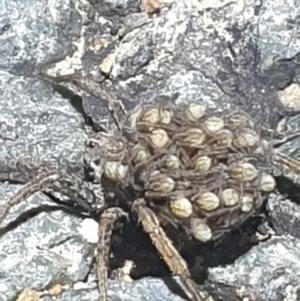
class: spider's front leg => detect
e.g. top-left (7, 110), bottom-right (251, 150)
top-left (0, 169), bottom-right (62, 223)
top-left (271, 150), bottom-right (300, 187)
top-left (0, 162), bottom-right (103, 225)
top-left (132, 199), bottom-right (212, 301)
top-left (96, 207), bottom-right (128, 301)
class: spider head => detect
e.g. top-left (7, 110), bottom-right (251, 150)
top-left (83, 131), bottom-right (127, 182)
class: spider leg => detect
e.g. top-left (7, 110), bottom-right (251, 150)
top-left (97, 207), bottom-right (128, 301)
top-left (0, 170), bottom-right (61, 223)
top-left (272, 151), bottom-right (300, 178)
top-left (0, 165), bottom-right (103, 224)
top-left (271, 130), bottom-right (300, 147)
top-left (132, 199), bottom-right (212, 301)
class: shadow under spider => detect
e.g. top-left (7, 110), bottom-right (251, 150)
top-left (110, 214), bottom-right (264, 283)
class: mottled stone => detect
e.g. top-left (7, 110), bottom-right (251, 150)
top-left (0, 71), bottom-right (87, 177)
top-left (267, 193), bottom-right (300, 240)
top-left (257, 0), bottom-right (300, 71)
top-left (68, 0), bottom-right (297, 129)
top-left (2, 0), bottom-right (300, 301)
top-left (40, 277), bottom-right (196, 301)
top-left (208, 236), bottom-right (300, 301)
top-left (197, 0), bottom-right (238, 10)
top-left (0, 0), bottom-right (79, 69)
top-left (0, 185), bottom-right (94, 301)
top-left (90, 0), bottom-right (140, 17)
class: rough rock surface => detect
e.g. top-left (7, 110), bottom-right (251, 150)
top-left (2, 0), bottom-right (300, 301)
top-left (0, 71), bottom-right (87, 175)
top-left (0, 185), bottom-right (96, 301)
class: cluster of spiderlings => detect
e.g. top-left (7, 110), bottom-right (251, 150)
top-left (101, 100), bottom-right (276, 243)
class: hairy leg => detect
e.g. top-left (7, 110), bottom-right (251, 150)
top-left (0, 163), bottom-right (103, 224)
top-left (132, 199), bottom-right (212, 301)
top-left (273, 151), bottom-right (300, 173)
top-left (0, 170), bottom-right (61, 223)
top-left (97, 207), bottom-right (128, 301)
top-left (272, 151), bottom-right (300, 188)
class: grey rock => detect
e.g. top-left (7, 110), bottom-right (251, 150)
top-left (257, 0), bottom-right (300, 70)
top-left (75, 0), bottom-right (297, 128)
top-left (276, 116), bottom-right (300, 162)
top-left (0, 280), bottom-right (19, 301)
top-left (205, 193), bottom-right (300, 301)
top-left (90, 0), bottom-right (140, 17)
top-left (0, 0), bottom-right (79, 71)
top-left (267, 193), bottom-right (300, 240)
top-left (0, 70), bottom-right (87, 177)
top-left (2, 0), bottom-right (300, 301)
top-left (118, 12), bottom-right (151, 38)
top-left (41, 277), bottom-right (193, 301)
top-left (208, 235), bottom-right (300, 301)
top-left (0, 185), bottom-right (94, 301)
top-left (162, 70), bottom-right (232, 112)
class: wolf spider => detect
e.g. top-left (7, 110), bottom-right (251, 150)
top-left (1, 93), bottom-right (300, 301)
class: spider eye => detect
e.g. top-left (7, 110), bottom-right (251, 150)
top-left (85, 116), bottom-right (94, 126)
top-left (94, 159), bottom-right (101, 165)
top-left (86, 141), bottom-right (95, 148)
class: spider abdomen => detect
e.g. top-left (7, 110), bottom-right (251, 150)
top-left (87, 99), bottom-right (277, 243)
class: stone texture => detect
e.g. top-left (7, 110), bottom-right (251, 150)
top-left (41, 277), bottom-right (199, 301)
top-left (2, 0), bottom-right (300, 300)
top-left (208, 236), bottom-right (300, 301)
top-left (0, 185), bottom-right (94, 301)
top-left (0, 71), bottom-right (87, 176)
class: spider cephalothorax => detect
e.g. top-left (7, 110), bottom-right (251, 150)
top-left (1, 96), bottom-right (300, 301)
